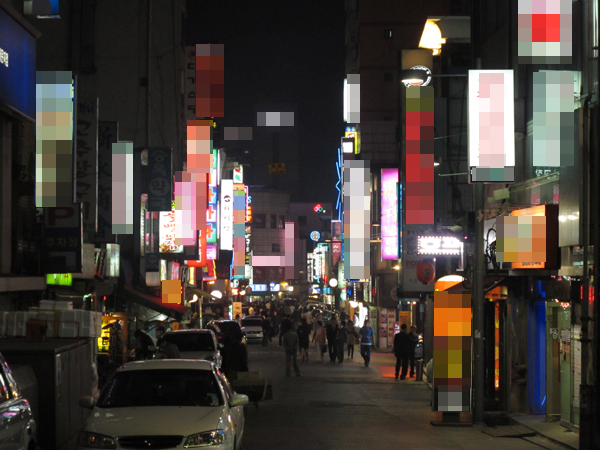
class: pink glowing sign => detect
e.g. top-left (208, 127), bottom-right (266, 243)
top-left (381, 168), bottom-right (399, 259)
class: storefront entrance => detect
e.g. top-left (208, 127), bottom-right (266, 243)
top-left (545, 302), bottom-right (571, 423)
top-left (484, 300), bottom-right (506, 410)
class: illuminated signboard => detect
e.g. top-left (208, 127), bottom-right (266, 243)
top-left (252, 284), bottom-right (267, 292)
top-left (499, 204), bottom-right (558, 270)
top-left (244, 186), bottom-right (249, 222)
top-left (417, 236), bottom-right (463, 255)
top-left (233, 166), bottom-right (243, 184)
top-left (46, 273), bottom-right (73, 286)
top-left (310, 231), bottom-right (321, 241)
top-left (220, 179), bottom-right (233, 250)
top-left (468, 70), bottom-right (515, 183)
top-left (381, 168), bottom-right (399, 259)
top-left (207, 185), bottom-right (218, 245)
top-left (159, 201), bottom-right (183, 253)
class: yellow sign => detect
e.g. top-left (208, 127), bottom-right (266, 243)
top-left (269, 163), bottom-right (286, 175)
top-left (398, 311), bottom-right (411, 327)
top-left (344, 126), bottom-right (361, 154)
top-left (233, 302), bottom-right (242, 319)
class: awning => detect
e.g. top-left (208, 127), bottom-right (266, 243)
top-left (186, 287), bottom-right (219, 301)
top-left (438, 276), bottom-right (506, 298)
top-left (123, 287), bottom-right (189, 321)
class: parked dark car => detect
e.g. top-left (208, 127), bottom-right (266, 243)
top-left (206, 320), bottom-right (247, 345)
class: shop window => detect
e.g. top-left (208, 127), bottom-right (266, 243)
top-left (270, 214), bottom-right (277, 229)
top-left (272, 244), bottom-right (280, 253)
top-left (278, 215), bottom-right (285, 229)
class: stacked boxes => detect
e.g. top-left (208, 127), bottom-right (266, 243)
top-left (0, 305), bottom-right (102, 338)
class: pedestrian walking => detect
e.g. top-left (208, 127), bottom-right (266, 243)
top-left (311, 318), bottom-right (327, 362)
top-left (346, 321), bottom-right (357, 359)
top-left (326, 317), bottom-right (339, 362)
top-left (393, 324), bottom-right (412, 379)
top-left (133, 329), bottom-right (154, 360)
top-left (222, 329), bottom-right (248, 379)
top-left (408, 325), bottom-right (419, 377)
top-left (336, 320), bottom-right (348, 363)
top-left (282, 323), bottom-right (301, 377)
top-left (359, 320), bottom-right (374, 367)
top-left (261, 315), bottom-right (271, 347)
top-left (279, 314), bottom-right (293, 346)
top-left (297, 318), bottom-right (311, 362)
top-left (155, 338), bottom-right (181, 359)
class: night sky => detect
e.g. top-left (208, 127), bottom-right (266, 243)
top-left (186, 0), bottom-right (346, 204)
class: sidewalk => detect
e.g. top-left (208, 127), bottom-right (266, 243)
top-left (510, 414), bottom-right (579, 450)
top-left (373, 349), bottom-right (580, 450)
top-left (242, 343), bottom-right (578, 450)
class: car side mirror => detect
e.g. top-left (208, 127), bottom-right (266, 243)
top-left (79, 396), bottom-right (95, 409)
top-left (230, 393), bottom-right (249, 407)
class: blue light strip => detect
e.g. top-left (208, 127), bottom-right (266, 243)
top-left (335, 147), bottom-right (343, 221)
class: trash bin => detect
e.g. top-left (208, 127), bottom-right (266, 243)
top-left (416, 359), bottom-right (424, 381)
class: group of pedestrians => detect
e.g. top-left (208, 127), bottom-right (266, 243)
top-left (393, 324), bottom-right (420, 379)
top-left (282, 314), bottom-right (377, 376)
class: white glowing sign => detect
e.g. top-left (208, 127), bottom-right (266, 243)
top-left (220, 179), bottom-right (233, 250)
top-left (417, 236), bottom-right (463, 255)
top-left (159, 201), bottom-right (183, 253)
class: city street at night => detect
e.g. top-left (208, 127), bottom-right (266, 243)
top-left (1, 0), bottom-right (599, 449)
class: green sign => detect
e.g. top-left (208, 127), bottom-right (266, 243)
top-left (46, 273), bottom-right (73, 286)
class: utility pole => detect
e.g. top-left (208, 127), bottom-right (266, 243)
top-left (472, 182), bottom-right (485, 424)
top-left (470, 0), bottom-right (485, 424)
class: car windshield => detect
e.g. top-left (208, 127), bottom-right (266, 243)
top-left (97, 369), bottom-right (223, 408)
top-left (163, 332), bottom-right (215, 351)
top-left (241, 319), bottom-right (262, 327)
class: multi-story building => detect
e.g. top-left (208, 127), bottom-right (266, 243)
top-left (343, 0), bottom-right (472, 332)
top-left (246, 188), bottom-right (307, 301)
top-left (6, 0), bottom-right (189, 322)
top-left (0, 2), bottom-right (45, 310)
top-left (471, 0), bottom-right (598, 441)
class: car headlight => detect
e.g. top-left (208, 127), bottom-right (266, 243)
top-left (78, 431), bottom-right (116, 449)
top-left (183, 430), bottom-right (226, 447)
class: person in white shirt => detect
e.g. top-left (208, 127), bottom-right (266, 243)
top-left (248, 306), bottom-right (255, 316)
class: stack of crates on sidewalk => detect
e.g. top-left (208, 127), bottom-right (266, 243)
top-left (0, 301), bottom-right (102, 339)
top-left (228, 371), bottom-right (272, 409)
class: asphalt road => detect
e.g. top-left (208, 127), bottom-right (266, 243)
top-left (240, 341), bottom-right (559, 450)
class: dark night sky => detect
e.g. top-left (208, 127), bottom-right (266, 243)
top-left (185, 0), bottom-right (346, 204)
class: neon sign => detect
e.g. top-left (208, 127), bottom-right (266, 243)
top-left (381, 168), bottom-right (399, 259)
top-left (417, 236), bottom-right (463, 255)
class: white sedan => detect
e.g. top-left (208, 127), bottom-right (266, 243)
top-left (77, 359), bottom-right (248, 450)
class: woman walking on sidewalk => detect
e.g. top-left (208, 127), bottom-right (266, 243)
top-left (297, 318), bottom-right (310, 362)
top-left (346, 320), bottom-right (357, 359)
top-left (311, 317), bottom-right (327, 362)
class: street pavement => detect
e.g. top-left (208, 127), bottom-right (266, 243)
top-left (241, 341), bottom-right (567, 450)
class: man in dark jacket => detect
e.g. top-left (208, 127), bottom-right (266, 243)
top-left (336, 320), bottom-right (348, 363)
top-left (279, 314), bottom-right (292, 346)
top-left (133, 329), bottom-right (154, 360)
top-left (393, 324), bottom-right (412, 379)
top-left (261, 315), bottom-right (271, 347)
top-left (326, 317), bottom-right (339, 362)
